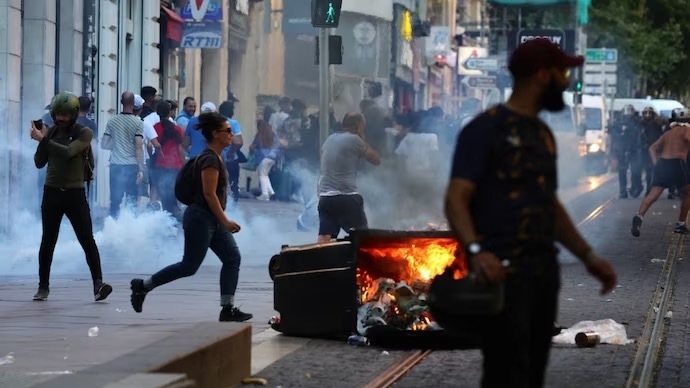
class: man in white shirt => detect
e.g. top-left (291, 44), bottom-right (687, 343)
top-left (269, 96), bottom-right (291, 131)
top-left (134, 95), bottom-right (162, 208)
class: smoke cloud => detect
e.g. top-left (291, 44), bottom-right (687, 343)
top-left (0, 101), bottom-right (594, 279)
top-left (0, 204), bottom-right (314, 278)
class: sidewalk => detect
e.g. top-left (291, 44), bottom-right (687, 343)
top-left (0, 266), bottom-right (279, 386)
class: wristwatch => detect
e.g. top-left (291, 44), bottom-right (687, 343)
top-left (465, 242), bottom-right (482, 257)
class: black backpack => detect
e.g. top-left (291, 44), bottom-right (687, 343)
top-left (175, 156), bottom-right (200, 205)
top-left (47, 124), bottom-right (95, 182)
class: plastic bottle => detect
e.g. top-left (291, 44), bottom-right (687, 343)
top-left (347, 335), bottom-right (370, 346)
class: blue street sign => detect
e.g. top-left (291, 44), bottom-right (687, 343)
top-left (181, 22), bottom-right (223, 49)
top-left (180, 0), bottom-right (223, 21)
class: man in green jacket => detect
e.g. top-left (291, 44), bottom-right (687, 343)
top-left (30, 92), bottom-right (112, 302)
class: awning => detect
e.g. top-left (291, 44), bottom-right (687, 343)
top-left (161, 6), bottom-right (183, 42)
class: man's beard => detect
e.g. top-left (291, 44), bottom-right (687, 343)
top-left (540, 79), bottom-right (566, 112)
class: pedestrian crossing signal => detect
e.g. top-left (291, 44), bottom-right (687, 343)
top-left (311, 0), bottom-right (342, 28)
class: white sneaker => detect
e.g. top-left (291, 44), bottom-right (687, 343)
top-left (256, 194), bottom-right (270, 201)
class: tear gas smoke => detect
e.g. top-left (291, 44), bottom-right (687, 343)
top-left (0, 205), bottom-right (314, 278)
top-left (0, 104), bottom-right (594, 279)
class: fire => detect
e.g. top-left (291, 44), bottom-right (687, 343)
top-left (356, 237), bottom-right (467, 303)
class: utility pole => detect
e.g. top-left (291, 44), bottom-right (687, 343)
top-left (318, 27), bottom-right (330, 147)
top-left (312, 0), bottom-right (342, 146)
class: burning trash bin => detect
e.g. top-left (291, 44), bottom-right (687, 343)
top-left (269, 229), bottom-right (481, 348)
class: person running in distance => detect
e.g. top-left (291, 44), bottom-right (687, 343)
top-left (632, 107), bottom-right (690, 237)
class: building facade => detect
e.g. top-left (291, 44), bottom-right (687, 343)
top-left (0, 0), bottom-right (163, 229)
top-left (0, 0), bottom-right (268, 231)
top-left (175, 0), bottom-right (264, 163)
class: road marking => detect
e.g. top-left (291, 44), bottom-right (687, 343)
top-left (577, 197), bottom-right (615, 228)
top-left (363, 349), bottom-right (433, 388)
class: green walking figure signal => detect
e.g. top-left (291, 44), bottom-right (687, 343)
top-left (326, 2), bottom-right (335, 23)
top-left (311, 0), bottom-right (342, 28)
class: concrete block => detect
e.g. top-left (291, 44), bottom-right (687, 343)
top-left (153, 324), bottom-right (252, 388)
top-left (35, 322), bottom-right (252, 388)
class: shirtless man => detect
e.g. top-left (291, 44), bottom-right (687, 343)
top-left (632, 107), bottom-right (690, 237)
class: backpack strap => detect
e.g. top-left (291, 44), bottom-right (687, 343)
top-left (69, 124), bottom-right (95, 182)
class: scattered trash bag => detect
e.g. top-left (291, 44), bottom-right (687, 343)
top-left (552, 318), bottom-right (634, 345)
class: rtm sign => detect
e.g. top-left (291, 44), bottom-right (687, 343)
top-left (181, 22), bottom-right (223, 49)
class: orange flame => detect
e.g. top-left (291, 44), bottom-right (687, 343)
top-left (356, 237), bottom-right (467, 303)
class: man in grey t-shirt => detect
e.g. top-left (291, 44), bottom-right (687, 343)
top-left (317, 113), bottom-right (380, 243)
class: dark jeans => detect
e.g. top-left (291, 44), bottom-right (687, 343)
top-left (150, 205), bottom-right (241, 299)
top-left (226, 160), bottom-right (240, 206)
top-left (479, 260), bottom-right (560, 388)
top-left (37, 168), bottom-right (46, 209)
top-left (155, 168), bottom-right (180, 216)
top-left (39, 186), bottom-right (103, 288)
top-left (109, 164), bottom-right (139, 218)
top-left (629, 153), bottom-right (644, 195)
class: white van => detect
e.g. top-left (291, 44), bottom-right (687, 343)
top-left (609, 98), bottom-right (683, 119)
top-left (564, 92), bottom-right (609, 173)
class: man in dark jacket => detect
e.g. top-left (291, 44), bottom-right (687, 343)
top-left (610, 105), bottom-right (642, 198)
top-left (636, 107), bottom-right (664, 196)
top-left (30, 92), bottom-right (112, 302)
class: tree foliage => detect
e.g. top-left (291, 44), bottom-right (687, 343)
top-left (589, 0), bottom-right (690, 99)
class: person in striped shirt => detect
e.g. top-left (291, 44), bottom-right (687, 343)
top-left (101, 91), bottom-right (145, 218)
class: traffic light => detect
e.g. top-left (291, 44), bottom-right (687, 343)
top-left (571, 66), bottom-right (584, 93)
top-left (311, 0), bottom-right (342, 28)
top-left (315, 35), bottom-right (343, 65)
